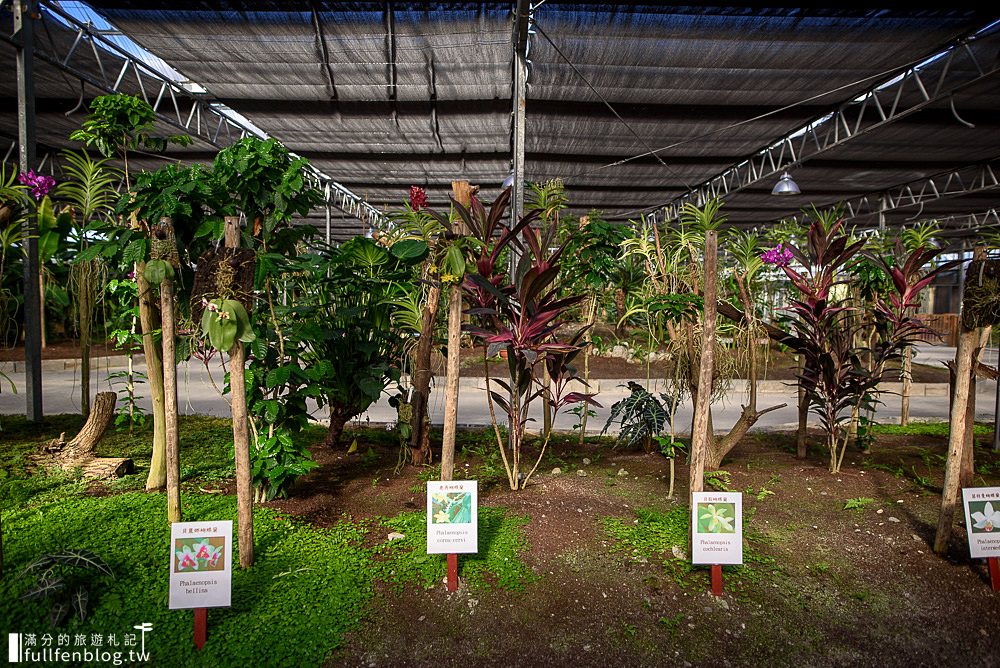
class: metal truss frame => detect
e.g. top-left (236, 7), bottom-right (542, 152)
top-left (774, 160), bottom-right (1000, 226)
top-left (650, 20), bottom-right (1000, 225)
top-left (2, 0), bottom-right (384, 228)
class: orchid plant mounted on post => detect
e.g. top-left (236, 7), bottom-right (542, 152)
top-left (458, 187), bottom-right (599, 491)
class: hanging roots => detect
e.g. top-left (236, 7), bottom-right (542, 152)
top-left (962, 259), bottom-right (1000, 329)
top-left (191, 247), bottom-right (256, 322)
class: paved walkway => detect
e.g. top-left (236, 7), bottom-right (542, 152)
top-left (2, 344), bottom-right (997, 433)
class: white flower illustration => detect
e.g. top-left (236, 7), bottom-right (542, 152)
top-left (972, 501), bottom-right (1000, 532)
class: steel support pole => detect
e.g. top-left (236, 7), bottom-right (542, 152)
top-left (324, 183), bottom-right (332, 246)
top-left (16, 0), bottom-right (42, 422)
top-left (509, 0), bottom-right (530, 275)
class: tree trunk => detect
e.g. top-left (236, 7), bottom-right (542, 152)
top-left (225, 216), bottom-right (254, 569)
top-left (707, 403), bottom-right (787, 469)
top-left (63, 391), bottom-right (117, 461)
top-left (688, 230), bottom-right (717, 497)
top-left (161, 275), bottom-right (181, 524)
top-left (325, 404), bottom-right (354, 447)
top-left (409, 284), bottom-right (441, 465)
top-left (138, 264), bottom-right (168, 492)
top-left (79, 273), bottom-right (92, 419)
top-left (960, 327), bottom-right (992, 488)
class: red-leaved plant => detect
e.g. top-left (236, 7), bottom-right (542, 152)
top-left (454, 187), bottom-right (599, 490)
top-left (781, 217), bottom-right (951, 473)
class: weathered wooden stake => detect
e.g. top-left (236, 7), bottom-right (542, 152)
top-left (162, 267), bottom-right (181, 524)
top-left (901, 346), bottom-right (912, 427)
top-left (226, 216), bottom-right (254, 568)
top-left (689, 230), bottom-right (718, 498)
top-left (440, 180), bottom-right (472, 483)
top-left (935, 248), bottom-right (983, 554)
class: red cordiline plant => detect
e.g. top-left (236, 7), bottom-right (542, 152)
top-left (457, 187), bottom-right (599, 490)
top-left (779, 218), bottom-right (949, 473)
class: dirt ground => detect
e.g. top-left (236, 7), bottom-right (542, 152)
top-left (261, 427), bottom-right (1000, 668)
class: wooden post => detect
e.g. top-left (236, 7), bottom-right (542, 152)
top-left (441, 180), bottom-right (472, 483)
top-left (935, 248), bottom-right (983, 554)
top-left (796, 354), bottom-right (808, 459)
top-left (900, 346), bottom-right (912, 427)
top-left (989, 557), bottom-right (1000, 592)
top-left (161, 260), bottom-right (181, 524)
top-left (689, 230), bottom-right (718, 498)
top-left (441, 181), bottom-right (471, 593)
top-left (226, 216), bottom-right (254, 568)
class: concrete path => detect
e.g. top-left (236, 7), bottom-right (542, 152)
top-left (2, 345), bottom-right (997, 434)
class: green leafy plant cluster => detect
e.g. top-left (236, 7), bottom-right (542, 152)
top-left (601, 381), bottom-right (681, 453)
top-left (1, 494), bottom-right (374, 667)
top-left (18, 549), bottom-right (114, 627)
top-left (843, 497), bottom-right (876, 511)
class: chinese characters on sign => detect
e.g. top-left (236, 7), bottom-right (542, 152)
top-left (962, 487), bottom-right (1000, 559)
top-left (691, 491), bottom-right (743, 565)
top-left (168, 521), bottom-right (233, 609)
top-left (426, 480), bottom-right (478, 554)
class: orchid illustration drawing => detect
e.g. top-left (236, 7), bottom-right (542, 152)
top-left (697, 503), bottom-right (736, 534)
top-left (971, 501), bottom-right (1000, 533)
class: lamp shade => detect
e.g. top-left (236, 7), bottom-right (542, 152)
top-left (771, 171), bottom-right (801, 196)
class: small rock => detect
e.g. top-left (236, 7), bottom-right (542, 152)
top-left (718, 598), bottom-right (730, 610)
top-left (583, 645), bottom-right (592, 652)
top-left (387, 532), bottom-right (406, 541)
top-left (876, 508), bottom-right (884, 514)
top-left (634, 556), bottom-right (649, 564)
top-left (577, 469), bottom-right (588, 477)
top-left (582, 458), bottom-right (592, 465)
top-left (704, 606), bottom-right (714, 613)
top-left (912, 534), bottom-right (921, 542)
top-left (418, 615), bottom-right (426, 622)
top-left (888, 516), bottom-right (901, 523)
top-left (980, 628), bottom-right (988, 637)
top-left (618, 468), bottom-right (629, 477)
top-left (671, 545), bottom-right (688, 560)
top-left (551, 467), bottom-right (562, 475)
top-left (820, 491), bottom-right (828, 496)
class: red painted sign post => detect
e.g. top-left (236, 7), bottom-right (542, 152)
top-left (194, 608), bottom-right (207, 650)
top-left (447, 554), bottom-right (458, 591)
top-left (711, 564), bottom-right (723, 596)
top-left (989, 557), bottom-right (1000, 592)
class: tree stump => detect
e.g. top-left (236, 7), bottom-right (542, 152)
top-left (33, 392), bottom-right (133, 479)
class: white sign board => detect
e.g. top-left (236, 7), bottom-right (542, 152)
top-left (691, 491), bottom-right (743, 565)
top-left (426, 480), bottom-right (478, 554)
top-left (962, 487), bottom-right (1000, 559)
top-left (169, 520), bottom-right (233, 609)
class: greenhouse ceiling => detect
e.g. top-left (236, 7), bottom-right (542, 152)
top-left (2, 1), bottom-right (1000, 240)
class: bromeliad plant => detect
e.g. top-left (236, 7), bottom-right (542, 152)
top-left (459, 187), bottom-right (599, 491)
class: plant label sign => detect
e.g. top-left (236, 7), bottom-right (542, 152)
top-left (426, 480), bottom-right (478, 554)
top-left (962, 487), bottom-right (1000, 558)
top-left (169, 521), bottom-right (233, 609)
top-left (691, 491), bottom-right (743, 565)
